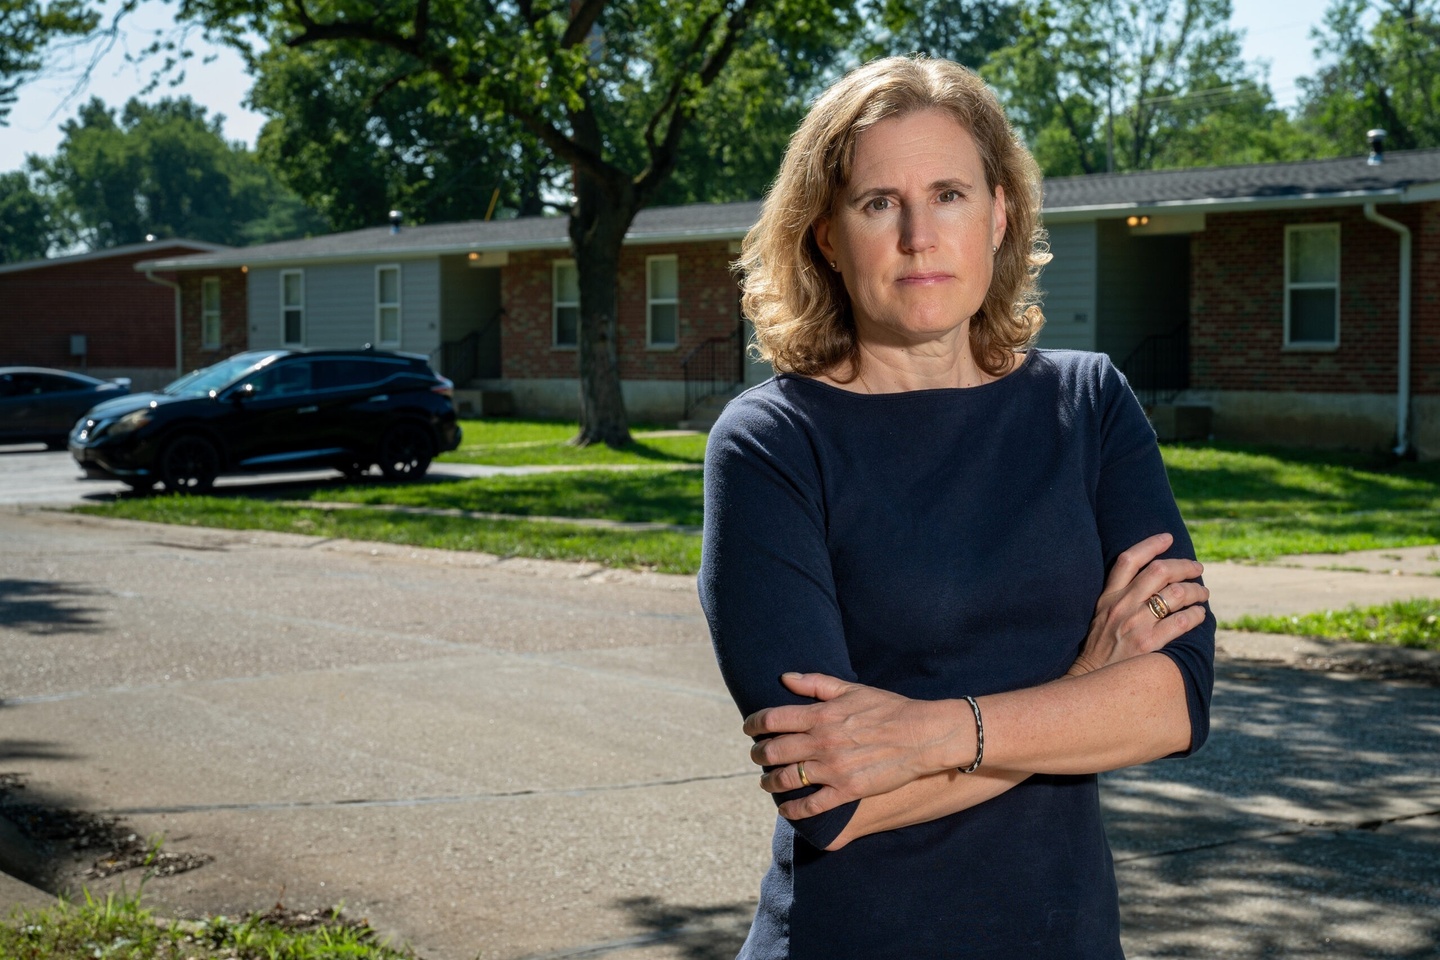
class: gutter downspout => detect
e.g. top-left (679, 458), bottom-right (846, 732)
top-left (145, 270), bottom-right (184, 378)
top-left (1363, 204), bottom-right (1412, 456)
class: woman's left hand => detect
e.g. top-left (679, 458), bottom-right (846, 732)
top-left (742, 672), bottom-right (966, 820)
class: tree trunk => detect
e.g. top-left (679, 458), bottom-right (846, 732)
top-left (568, 102), bottom-right (637, 448)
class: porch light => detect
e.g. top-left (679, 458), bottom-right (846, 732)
top-left (1126, 215), bottom-right (1150, 227)
top-left (241, 265), bottom-right (249, 273)
top-left (468, 252), bottom-right (479, 260)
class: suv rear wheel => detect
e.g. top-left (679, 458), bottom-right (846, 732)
top-left (378, 422), bottom-right (432, 481)
top-left (160, 434), bottom-right (219, 493)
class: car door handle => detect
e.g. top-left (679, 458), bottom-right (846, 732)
top-left (298, 405), bottom-right (318, 414)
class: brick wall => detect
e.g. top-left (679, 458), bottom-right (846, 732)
top-left (500, 241), bottom-right (739, 380)
top-left (178, 269), bottom-right (249, 372)
top-left (0, 246), bottom-right (212, 371)
top-left (1191, 203), bottom-right (1437, 395)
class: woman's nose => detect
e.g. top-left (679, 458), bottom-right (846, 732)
top-left (899, 207), bottom-right (937, 252)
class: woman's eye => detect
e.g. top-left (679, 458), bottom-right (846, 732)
top-left (939, 190), bottom-right (960, 202)
top-left (866, 197), bottom-right (891, 212)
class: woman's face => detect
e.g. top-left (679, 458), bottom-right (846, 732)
top-left (813, 109), bottom-right (1006, 351)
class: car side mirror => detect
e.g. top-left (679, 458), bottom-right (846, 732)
top-left (231, 383), bottom-right (257, 403)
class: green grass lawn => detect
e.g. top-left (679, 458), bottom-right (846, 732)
top-left (1164, 444), bottom-right (1440, 560)
top-left (72, 437), bottom-right (1440, 577)
top-left (439, 418), bottom-right (707, 466)
top-left (1, 890), bottom-right (416, 960)
top-left (1222, 598), bottom-right (1440, 651)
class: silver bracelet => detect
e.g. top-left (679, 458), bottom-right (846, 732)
top-left (959, 695), bottom-right (984, 774)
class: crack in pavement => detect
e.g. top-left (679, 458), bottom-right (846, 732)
top-left (1111, 807), bottom-right (1440, 864)
top-left (94, 770), bottom-right (755, 817)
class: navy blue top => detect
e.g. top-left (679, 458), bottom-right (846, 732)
top-left (698, 349), bottom-right (1214, 959)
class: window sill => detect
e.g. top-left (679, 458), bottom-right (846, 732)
top-left (646, 343), bottom-right (679, 351)
top-left (1282, 342), bottom-right (1340, 353)
top-left (551, 344), bottom-right (578, 352)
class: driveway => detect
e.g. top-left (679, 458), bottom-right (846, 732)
top-left (1, 508), bottom-right (1437, 959)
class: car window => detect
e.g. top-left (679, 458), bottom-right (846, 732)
top-left (35, 374), bottom-right (85, 394)
top-left (312, 358), bottom-right (406, 391)
top-left (246, 361), bottom-right (314, 397)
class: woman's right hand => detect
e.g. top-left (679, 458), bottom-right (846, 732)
top-left (1067, 532), bottom-right (1208, 678)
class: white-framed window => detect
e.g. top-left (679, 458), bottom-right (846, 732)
top-left (376, 264), bottom-right (402, 347)
top-left (280, 269), bottom-right (305, 347)
top-left (1284, 223), bottom-right (1340, 349)
top-left (647, 255), bottom-right (679, 348)
top-left (201, 276), bottom-right (221, 349)
top-left (553, 260), bottom-right (580, 349)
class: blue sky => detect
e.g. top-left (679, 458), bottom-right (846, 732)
top-left (1, 0), bottom-right (1334, 175)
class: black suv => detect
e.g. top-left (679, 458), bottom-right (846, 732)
top-left (70, 349), bottom-right (461, 492)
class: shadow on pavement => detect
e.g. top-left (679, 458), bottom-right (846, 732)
top-left (1104, 660), bottom-right (1440, 958)
top-left (612, 896), bottom-right (751, 959)
top-left (0, 579), bottom-right (105, 635)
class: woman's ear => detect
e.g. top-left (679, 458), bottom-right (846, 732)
top-left (813, 216), bottom-right (836, 265)
top-left (991, 184), bottom-right (1008, 251)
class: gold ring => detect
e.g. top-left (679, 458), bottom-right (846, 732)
top-left (1147, 593), bottom-right (1171, 620)
top-left (797, 762), bottom-right (811, 788)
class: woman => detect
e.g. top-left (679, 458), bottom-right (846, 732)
top-left (698, 56), bottom-right (1214, 958)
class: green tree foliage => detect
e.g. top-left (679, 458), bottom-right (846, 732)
top-left (983, 0), bottom-right (1316, 175)
top-left (0, 0), bottom-right (98, 124)
top-left (37, 95), bottom-right (325, 249)
top-left (248, 42), bottom-right (552, 231)
top-left (167, 0), bottom-right (856, 446)
top-left (864, 0), bottom-right (1021, 70)
top-left (1299, 0), bottom-right (1440, 152)
top-left (0, 168), bottom-right (56, 261)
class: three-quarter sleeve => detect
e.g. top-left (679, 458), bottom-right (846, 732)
top-left (698, 397), bottom-right (860, 849)
top-left (1091, 362), bottom-right (1216, 756)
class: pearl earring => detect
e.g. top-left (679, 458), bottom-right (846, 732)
top-left (830, 261), bottom-right (839, 271)
top-left (992, 245), bottom-right (998, 255)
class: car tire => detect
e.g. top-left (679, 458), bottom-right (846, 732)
top-left (378, 423), bottom-right (432, 481)
top-left (123, 478), bottom-right (157, 493)
top-left (159, 434), bottom-right (220, 493)
top-left (342, 461), bottom-right (371, 482)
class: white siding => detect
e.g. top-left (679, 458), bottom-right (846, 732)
top-left (246, 259), bottom-right (441, 356)
top-left (1035, 221), bottom-right (1097, 352)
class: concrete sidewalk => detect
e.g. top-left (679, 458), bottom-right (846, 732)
top-left (1, 509), bottom-right (1437, 959)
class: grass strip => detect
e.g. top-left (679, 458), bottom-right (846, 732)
top-left (0, 889), bottom-right (416, 960)
top-left (442, 419), bottom-right (707, 466)
top-left (1184, 509), bottom-right (1440, 562)
top-left (1221, 598), bottom-right (1440, 651)
top-left (73, 497), bottom-right (702, 575)
top-left (307, 469), bottom-right (705, 527)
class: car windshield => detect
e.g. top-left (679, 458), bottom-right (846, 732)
top-left (162, 354), bottom-right (281, 398)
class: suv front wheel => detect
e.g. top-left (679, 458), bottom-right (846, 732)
top-left (378, 422), bottom-right (432, 481)
top-left (160, 434), bottom-right (220, 493)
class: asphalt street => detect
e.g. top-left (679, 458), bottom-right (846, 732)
top-left (1, 503), bottom-right (1438, 959)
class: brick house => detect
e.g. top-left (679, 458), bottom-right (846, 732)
top-left (134, 205), bottom-right (760, 421)
top-left (0, 240), bottom-right (226, 390)
top-left (135, 147), bottom-right (1440, 456)
top-left (1039, 146), bottom-right (1440, 459)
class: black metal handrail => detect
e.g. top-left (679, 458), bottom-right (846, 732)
top-left (1119, 321), bottom-right (1189, 408)
top-left (682, 323), bottom-right (746, 418)
top-left (435, 309), bottom-right (504, 385)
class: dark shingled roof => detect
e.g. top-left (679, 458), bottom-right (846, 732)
top-left (136, 149), bottom-right (1440, 271)
top-left (1043, 147), bottom-right (1440, 214)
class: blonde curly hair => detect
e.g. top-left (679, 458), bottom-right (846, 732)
top-left (738, 56), bottom-right (1051, 379)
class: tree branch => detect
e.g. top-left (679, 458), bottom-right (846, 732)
top-left (561, 0), bottom-right (608, 48)
top-left (636, 0), bottom-right (765, 201)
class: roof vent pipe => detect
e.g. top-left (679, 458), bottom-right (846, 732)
top-left (388, 209), bottom-right (403, 234)
top-left (1367, 128), bottom-right (1387, 165)
top-left (1363, 203), bottom-right (1411, 456)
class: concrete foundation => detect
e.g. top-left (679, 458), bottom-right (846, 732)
top-left (471, 378), bottom-right (691, 423)
top-left (1178, 389), bottom-right (1439, 460)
